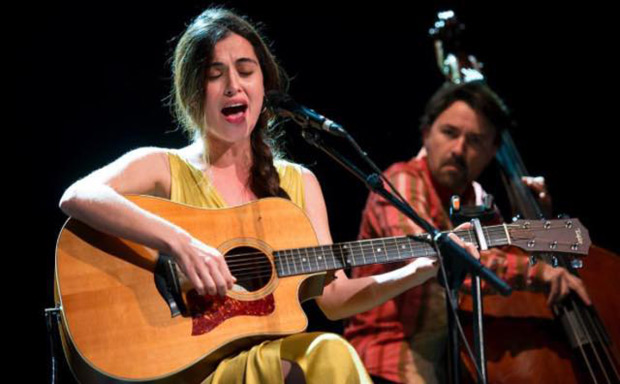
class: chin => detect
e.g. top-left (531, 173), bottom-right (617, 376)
top-left (438, 173), bottom-right (467, 193)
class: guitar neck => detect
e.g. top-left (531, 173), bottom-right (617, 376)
top-left (274, 224), bottom-right (512, 277)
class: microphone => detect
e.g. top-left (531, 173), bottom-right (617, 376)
top-left (266, 91), bottom-right (347, 137)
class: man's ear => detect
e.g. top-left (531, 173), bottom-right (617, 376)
top-left (421, 126), bottom-right (430, 146)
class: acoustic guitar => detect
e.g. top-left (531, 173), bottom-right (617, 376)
top-left (54, 195), bottom-right (589, 383)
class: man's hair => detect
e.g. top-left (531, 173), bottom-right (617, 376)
top-left (419, 81), bottom-right (513, 145)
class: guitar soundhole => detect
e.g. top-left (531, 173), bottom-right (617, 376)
top-left (225, 246), bottom-right (273, 293)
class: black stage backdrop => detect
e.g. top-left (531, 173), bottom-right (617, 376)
top-left (17, 1), bottom-right (617, 382)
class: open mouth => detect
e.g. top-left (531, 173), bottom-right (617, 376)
top-left (221, 104), bottom-right (248, 117)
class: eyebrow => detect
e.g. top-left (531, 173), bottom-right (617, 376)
top-left (208, 58), bottom-right (259, 68)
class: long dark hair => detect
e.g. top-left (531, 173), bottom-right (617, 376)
top-left (171, 7), bottom-right (290, 199)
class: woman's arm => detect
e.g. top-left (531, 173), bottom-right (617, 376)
top-left (300, 168), bottom-right (473, 320)
top-left (59, 147), bottom-right (235, 296)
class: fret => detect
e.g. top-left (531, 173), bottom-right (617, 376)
top-left (489, 229), bottom-right (498, 247)
top-left (484, 227), bottom-right (496, 248)
top-left (393, 238), bottom-right (403, 261)
top-left (360, 240), bottom-right (367, 266)
top-left (381, 238), bottom-right (391, 263)
top-left (346, 242), bottom-right (356, 267)
top-left (428, 242), bottom-right (437, 258)
top-left (275, 249), bottom-right (285, 276)
top-left (384, 238), bottom-right (396, 261)
top-left (464, 230), bottom-right (474, 244)
top-left (347, 242), bottom-right (356, 268)
top-left (412, 239), bottom-right (423, 259)
top-left (483, 226), bottom-right (491, 248)
top-left (283, 249), bottom-right (292, 276)
top-left (401, 238), bottom-right (410, 260)
top-left (311, 246), bottom-right (320, 273)
top-left (302, 247), bottom-right (312, 273)
top-left (318, 245), bottom-right (329, 271)
top-left (291, 249), bottom-right (299, 275)
top-left (405, 238), bottom-right (418, 259)
top-left (357, 241), bottom-right (366, 267)
top-left (493, 226), bottom-right (508, 247)
top-left (348, 242), bottom-right (358, 267)
top-left (339, 243), bottom-right (348, 269)
top-left (369, 239), bottom-right (378, 265)
top-left (275, 249), bottom-right (283, 276)
top-left (299, 248), bottom-right (309, 273)
top-left (392, 238), bottom-right (403, 261)
top-left (503, 223), bottom-right (511, 245)
top-left (382, 238), bottom-right (391, 263)
top-left (421, 240), bottom-right (429, 258)
top-left (328, 244), bottom-right (337, 270)
top-left (372, 239), bottom-right (384, 265)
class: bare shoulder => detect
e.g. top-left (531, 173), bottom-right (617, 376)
top-left (77, 146), bottom-right (175, 198)
top-left (299, 166), bottom-right (332, 244)
top-left (300, 165), bottom-right (326, 204)
top-left (300, 165), bottom-right (321, 188)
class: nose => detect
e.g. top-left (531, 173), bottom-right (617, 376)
top-left (224, 69), bottom-right (241, 97)
top-left (451, 135), bottom-right (467, 157)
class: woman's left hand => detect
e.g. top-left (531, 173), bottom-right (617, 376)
top-left (449, 222), bottom-right (481, 261)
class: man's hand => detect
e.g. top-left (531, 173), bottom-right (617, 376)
top-left (542, 264), bottom-right (592, 306)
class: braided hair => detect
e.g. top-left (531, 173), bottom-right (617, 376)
top-left (171, 7), bottom-right (290, 199)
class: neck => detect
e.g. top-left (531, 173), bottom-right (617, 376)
top-left (198, 135), bottom-right (253, 171)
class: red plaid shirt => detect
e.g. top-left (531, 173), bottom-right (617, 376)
top-left (343, 151), bottom-right (545, 383)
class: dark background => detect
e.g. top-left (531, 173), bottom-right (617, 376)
top-left (18, 1), bottom-right (616, 382)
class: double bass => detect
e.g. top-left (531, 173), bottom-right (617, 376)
top-left (429, 11), bottom-right (620, 383)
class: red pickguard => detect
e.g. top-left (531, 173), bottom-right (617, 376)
top-left (187, 291), bottom-right (276, 336)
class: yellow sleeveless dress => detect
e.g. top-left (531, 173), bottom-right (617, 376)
top-left (167, 152), bottom-right (371, 384)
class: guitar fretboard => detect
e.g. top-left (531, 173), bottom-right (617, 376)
top-left (274, 225), bottom-right (511, 277)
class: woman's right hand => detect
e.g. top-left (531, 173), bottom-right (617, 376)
top-left (171, 232), bottom-right (237, 297)
top-left (59, 147), bottom-right (237, 298)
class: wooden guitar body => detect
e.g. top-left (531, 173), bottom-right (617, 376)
top-left (55, 196), bottom-right (326, 383)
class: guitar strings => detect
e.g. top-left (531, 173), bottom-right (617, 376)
top-left (216, 225), bottom-right (582, 284)
top-left (227, 231), bottom-right (508, 281)
top-left (222, 227), bottom-right (513, 262)
top-left (223, 227), bottom-right (575, 273)
top-left (223, 223), bottom-right (570, 265)
top-left (228, 254), bottom-right (584, 283)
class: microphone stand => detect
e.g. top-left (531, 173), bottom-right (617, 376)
top-left (298, 127), bottom-right (512, 384)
